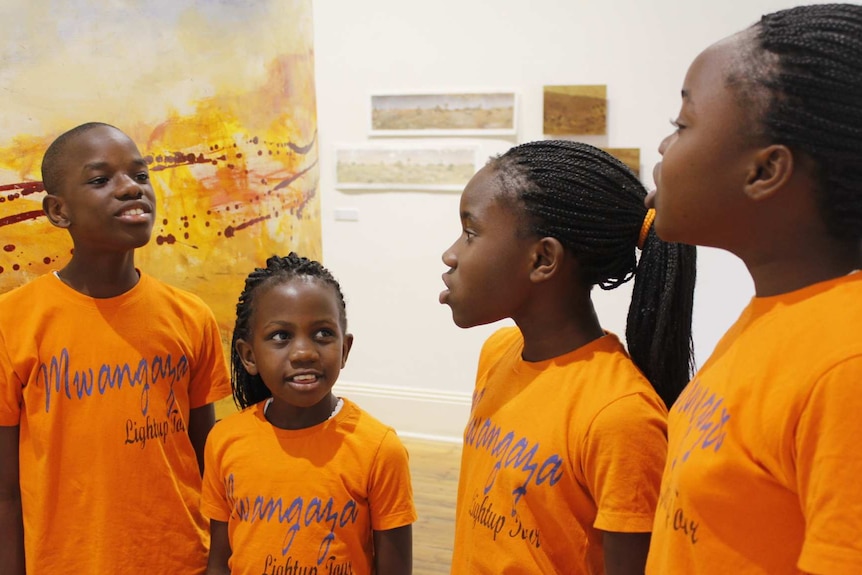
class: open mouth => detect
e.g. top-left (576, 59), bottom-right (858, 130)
top-left (116, 204), bottom-right (153, 223)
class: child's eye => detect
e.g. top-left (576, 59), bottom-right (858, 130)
top-left (135, 172), bottom-right (150, 183)
top-left (88, 177), bottom-right (109, 186)
top-left (463, 229), bottom-right (476, 241)
top-left (670, 118), bottom-right (686, 131)
top-left (270, 331), bottom-right (290, 342)
top-left (315, 328), bottom-right (336, 340)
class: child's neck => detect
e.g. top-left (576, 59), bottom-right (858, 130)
top-left (264, 394), bottom-right (342, 430)
top-left (517, 297), bottom-right (604, 362)
top-left (743, 234), bottom-right (859, 297)
top-left (58, 253), bottom-right (140, 298)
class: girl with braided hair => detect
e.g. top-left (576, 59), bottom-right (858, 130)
top-left (440, 140), bottom-right (696, 574)
top-left (646, 4), bottom-right (862, 574)
top-left (201, 253), bottom-right (415, 575)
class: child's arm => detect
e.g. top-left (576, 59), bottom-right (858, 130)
top-left (206, 519), bottom-right (231, 575)
top-left (0, 426), bottom-right (25, 575)
top-left (189, 404), bottom-right (216, 475)
top-left (602, 531), bottom-right (650, 575)
top-left (373, 524), bottom-right (412, 575)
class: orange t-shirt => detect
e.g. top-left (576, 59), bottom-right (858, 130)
top-left (0, 272), bottom-right (231, 574)
top-left (201, 398), bottom-right (417, 575)
top-left (450, 327), bottom-right (668, 574)
top-left (646, 272), bottom-right (862, 575)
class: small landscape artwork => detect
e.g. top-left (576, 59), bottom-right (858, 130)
top-left (601, 148), bottom-right (641, 176)
top-left (543, 85), bottom-right (607, 135)
top-left (370, 92), bottom-right (517, 136)
top-left (335, 146), bottom-right (478, 191)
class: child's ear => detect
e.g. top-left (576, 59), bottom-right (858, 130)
top-left (234, 339), bottom-right (259, 376)
top-left (340, 333), bottom-right (354, 368)
top-left (744, 144), bottom-right (794, 201)
top-left (529, 237), bottom-right (564, 283)
top-left (42, 194), bottom-right (71, 229)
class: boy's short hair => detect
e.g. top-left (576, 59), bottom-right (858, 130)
top-left (41, 122), bottom-right (121, 195)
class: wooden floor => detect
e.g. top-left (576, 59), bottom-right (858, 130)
top-left (403, 437), bottom-right (462, 575)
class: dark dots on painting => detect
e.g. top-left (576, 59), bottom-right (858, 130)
top-left (12, 264), bottom-right (20, 271)
top-left (3, 244), bottom-right (15, 252)
top-left (43, 257), bottom-right (51, 264)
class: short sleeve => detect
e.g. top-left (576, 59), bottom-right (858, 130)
top-left (188, 308), bottom-right (231, 409)
top-left (200, 427), bottom-right (231, 522)
top-left (367, 429), bottom-right (417, 531)
top-left (0, 326), bottom-right (22, 426)
top-left (582, 392), bottom-right (668, 533)
top-left (795, 356), bottom-right (862, 574)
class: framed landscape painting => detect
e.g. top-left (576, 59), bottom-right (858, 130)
top-left (370, 91), bottom-right (518, 137)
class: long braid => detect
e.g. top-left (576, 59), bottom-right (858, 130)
top-left (490, 140), bottom-right (696, 407)
top-left (231, 252), bottom-right (348, 409)
top-left (746, 4), bottom-right (862, 239)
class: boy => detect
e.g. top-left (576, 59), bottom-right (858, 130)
top-left (0, 122), bottom-right (231, 574)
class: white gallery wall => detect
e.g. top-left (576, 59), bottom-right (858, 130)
top-left (313, 0), bottom-right (837, 440)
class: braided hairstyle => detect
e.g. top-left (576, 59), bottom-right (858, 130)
top-left (231, 252), bottom-right (348, 409)
top-left (733, 3), bottom-right (862, 240)
top-left (41, 122), bottom-right (121, 194)
top-left (489, 140), bottom-right (696, 408)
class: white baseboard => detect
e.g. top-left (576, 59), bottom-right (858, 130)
top-left (335, 380), bottom-right (471, 442)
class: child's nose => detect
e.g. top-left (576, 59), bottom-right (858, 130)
top-left (289, 338), bottom-right (318, 362)
top-left (442, 244), bottom-right (457, 268)
top-left (658, 132), bottom-right (676, 156)
top-left (116, 175), bottom-right (144, 199)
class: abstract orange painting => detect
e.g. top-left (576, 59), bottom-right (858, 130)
top-left (0, 0), bottom-right (320, 351)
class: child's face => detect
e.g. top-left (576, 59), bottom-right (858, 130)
top-left (237, 277), bottom-right (353, 412)
top-left (440, 165), bottom-right (537, 328)
top-left (649, 34), bottom-right (762, 249)
top-left (46, 125), bottom-right (155, 252)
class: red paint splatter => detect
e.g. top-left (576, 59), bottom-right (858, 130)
top-left (0, 181), bottom-right (45, 195)
top-left (3, 244), bottom-right (14, 252)
top-left (0, 210), bottom-right (45, 228)
top-left (43, 257), bottom-right (51, 264)
top-left (12, 264), bottom-right (20, 271)
top-left (223, 215), bottom-right (271, 239)
top-left (155, 234), bottom-right (177, 245)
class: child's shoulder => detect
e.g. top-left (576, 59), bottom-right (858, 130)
top-left (140, 273), bottom-right (216, 320)
top-left (339, 398), bottom-right (405, 444)
top-left (341, 397), bottom-right (392, 431)
top-left (209, 402), bottom-right (264, 438)
top-left (0, 273), bottom-right (59, 317)
top-left (480, 325), bottom-right (521, 354)
top-left (143, 273), bottom-right (208, 305)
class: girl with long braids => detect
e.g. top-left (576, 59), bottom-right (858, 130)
top-left (201, 253), bottom-right (415, 575)
top-left (646, 4), bottom-right (862, 573)
top-left (439, 140), bottom-right (697, 574)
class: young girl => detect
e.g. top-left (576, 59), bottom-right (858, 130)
top-left (645, 4), bottom-right (862, 574)
top-left (440, 140), bottom-right (697, 574)
top-left (201, 253), bottom-right (416, 575)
